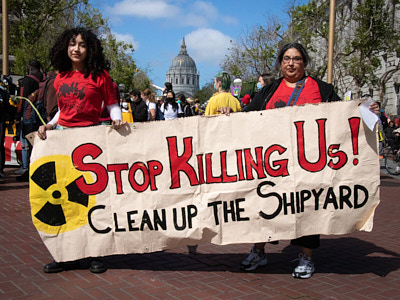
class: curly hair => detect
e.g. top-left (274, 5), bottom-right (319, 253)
top-left (49, 27), bottom-right (106, 80)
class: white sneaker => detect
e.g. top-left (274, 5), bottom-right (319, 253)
top-left (241, 246), bottom-right (267, 271)
top-left (292, 253), bottom-right (315, 279)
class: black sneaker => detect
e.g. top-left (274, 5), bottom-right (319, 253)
top-left (89, 259), bottom-right (107, 274)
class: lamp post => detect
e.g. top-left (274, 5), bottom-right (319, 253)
top-left (2, 0), bottom-right (9, 76)
top-left (327, 0), bottom-right (336, 84)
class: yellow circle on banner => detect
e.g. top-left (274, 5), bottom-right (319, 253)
top-left (29, 155), bottom-right (96, 235)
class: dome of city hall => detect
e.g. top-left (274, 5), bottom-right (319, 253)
top-left (166, 37), bottom-right (199, 98)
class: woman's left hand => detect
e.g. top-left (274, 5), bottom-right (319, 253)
top-left (111, 119), bottom-right (126, 130)
top-left (369, 102), bottom-right (380, 115)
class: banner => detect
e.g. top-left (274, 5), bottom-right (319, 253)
top-left (28, 100), bottom-right (380, 262)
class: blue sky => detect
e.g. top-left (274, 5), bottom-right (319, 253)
top-left (90, 0), bottom-right (309, 89)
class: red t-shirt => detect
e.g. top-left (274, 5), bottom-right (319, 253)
top-left (266, 77), bottom-right (322, 110)
top-left (54, 70), bottom-right (118, 127)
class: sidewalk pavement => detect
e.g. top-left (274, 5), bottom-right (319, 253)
top-left (0, 166), bottom-right (399, 300)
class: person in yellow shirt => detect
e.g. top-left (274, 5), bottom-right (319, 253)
top-left (205, 72), bottom-right (241, 115)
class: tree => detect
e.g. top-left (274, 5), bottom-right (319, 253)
top-left (5, 0), bottom-right (139, 90)
top-left (220, 15), bottom-right (284, 82)
top-left (194, 82), bottom-right (215, 104)
top-left (7, 0), bottom-right (89, 74)
top-left (101, 28), bottom-right (137, 91)
top-left (288, 0), bottom-right (332, 79)
top-left (288, 0), bottom-right (400, 103)
top-left (340, 0), bottom-right (400, 101)
top-left (132, 69), bottom-right (151, 92)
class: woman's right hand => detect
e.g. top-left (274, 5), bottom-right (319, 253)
top-left (37, 124), bottom-right (54, 140)
top-left (217, 107), bottom-right (233, 116)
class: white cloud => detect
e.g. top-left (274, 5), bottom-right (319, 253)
top-left (110, 0), bottom-right (180, 18)
top-left (190, 1), bottom-right (218, 19)
top-left (177, 1), bottom-right (218, 27)
top-left (185, 28), bottom-right (232, 65)
top-left (109, 0), bottom-right (237, 27)
top-left (114, 33), bottom-right (140, 50)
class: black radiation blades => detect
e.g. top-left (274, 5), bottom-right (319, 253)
top-left (66, 176), bottom-right (89, 207)
top-left (34, 201), bottom-right (66, 226)
top-left (31, 161), bottom-right (57, 190)
top-left (31, 161), bottom-right (88, 227)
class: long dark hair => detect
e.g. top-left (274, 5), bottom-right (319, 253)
top-left (49, 27), bottom-right (106, 80)
top-left (165, 90), bottom-right (178, 111)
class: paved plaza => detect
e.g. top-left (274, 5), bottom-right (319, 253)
top-left (0, 166), bottom-right (399, 299)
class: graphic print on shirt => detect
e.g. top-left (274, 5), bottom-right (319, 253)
top-left (273, 100), bottom-right (286, 108)
top-left (58, 82), bottom-right (86, 112)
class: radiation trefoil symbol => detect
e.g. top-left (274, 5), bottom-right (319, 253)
top-left (30, 155), bottom-right (96, 234)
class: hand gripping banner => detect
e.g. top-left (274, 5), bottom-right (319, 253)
top-left (28, 100), bottom-right (380, 262)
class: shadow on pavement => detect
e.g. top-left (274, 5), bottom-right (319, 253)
top-left (97, 237), bottom-right (400, 278)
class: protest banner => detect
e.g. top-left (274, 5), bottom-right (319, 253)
top-left (28, 100), bottom-right (380, 262)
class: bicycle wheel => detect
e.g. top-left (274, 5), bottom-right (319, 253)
top-left (385, 151), bottom-right (399, 175)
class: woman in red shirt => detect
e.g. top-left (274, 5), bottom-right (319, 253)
top-left (38, 27), bottom-right (125, 275)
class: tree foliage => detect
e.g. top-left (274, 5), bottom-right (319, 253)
top-left (220, 15), bottom-right (284, 82)
top-left (341, 0), bottom-right (400, 100)
top-left (288, 0), bottom-right (331, 79)
top-left (4, 0), bottom-right (138, 90)
top-left (131, 69), bottom-right (151, 92)
top-left (289, 0), bottom-right (400, 101)
top-left (194, 81), bottom-right (215, 104)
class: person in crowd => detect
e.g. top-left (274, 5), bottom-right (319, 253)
top-left (130, 89), bottom-right (148, 122)
top-left (219, 42), bottom-right (380, 279)
top-left (119, 96), bottom-right (133, 123)
top-left (178, 94), bottom-right (194, 117)
top-left (256, 73), bottom-right (275, 91)
top-left (377, 102), bottom-right (389, 130)
top-left (162, 82), bottom-right (173, 98)
top-left (193, 99), bottom-right (200, 115)
top-left (14, 60), bottom-right (46, 181)
top-left (250, 73), bottom-right (275, 113)
top-left (241, 94), bottom-right (251, 108)
top-left (160, 90), bottom-right (182, 120)
top-left (384, 121), bottom-right (397, 149)
top-left (205, 72), bottom-right (241, 115)
top-left (37, 27), bottom-right (124, 274)
top-left (0, 77), bottom-right (14, 179)
top-left (141, 88), bottom-right (156, 121)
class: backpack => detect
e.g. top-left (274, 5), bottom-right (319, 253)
top-left (184, 104), bottom-right (194, 117)
top-left (26, 74), bottom-right (57, 126)
top-left (155, 105), bottom-right (165, 121)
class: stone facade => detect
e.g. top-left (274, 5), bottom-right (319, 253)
top-left (166, 38), bottom-right (199, 98)
top-left (326, 0), bottom-right (400, 116)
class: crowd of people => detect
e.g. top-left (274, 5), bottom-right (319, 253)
top-left (0, 27), bottom-right (383, 279)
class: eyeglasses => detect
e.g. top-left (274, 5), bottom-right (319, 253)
top-left (282, 56), bottom-right (303, 63)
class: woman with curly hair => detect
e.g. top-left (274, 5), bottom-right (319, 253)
top-left (37, 27), bottom-right (124, 274)
top-left (38, 27), bottom-right (124, 135)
